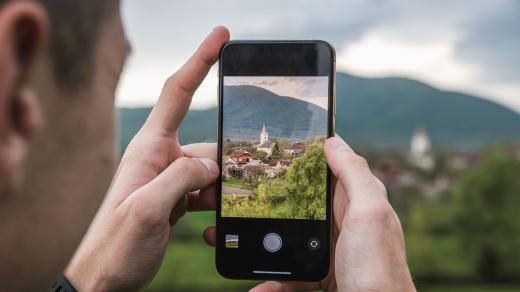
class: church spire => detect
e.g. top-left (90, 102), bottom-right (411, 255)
top-left (260, 124), bottom-right (269, 144)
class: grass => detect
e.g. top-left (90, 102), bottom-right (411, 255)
top-left (146, 241), bottom-right (259, 292)
top-left (146, 209), bottom-right (520, 291)
top-left (272, 200), bottom-right (291, 216)
top-left (146, 212), bottom-right (259, 292)
top-left (223, 178), bottom-right (252, 189)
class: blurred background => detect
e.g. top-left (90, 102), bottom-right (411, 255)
top-left (118, 1), bottom-right (520, 291)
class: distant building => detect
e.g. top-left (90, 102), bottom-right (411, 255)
top-left (260, 124), bottom-right (269, 144)
top-left (256, 124), bottom-right (276, 156)
top-left (284, 142), bottom-right (307, 156)
top-left (229, 150), bottom-right (260, 165)
top-left (222, 155), bottom-right (241, 178)
top-left (410, 127), bottom-right (434, 170)
top-left (275, 159), bottom-right (292, 169)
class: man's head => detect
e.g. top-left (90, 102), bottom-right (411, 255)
top-left (0, 0), bottom-right (128, 289)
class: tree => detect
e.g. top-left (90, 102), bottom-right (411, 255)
top-left (271, 143), bottom-right (283, 161)
top-left (250, 148), bottom-right (269, 163)
top-left (452, 148), bottom-right (520, 281)
top-left (245, 166), bottom-right (265, 187)
top-left (257, 178), bottom-right (286, 205)
top-left (223, 142), bottom-right (234, 155)
top-left (284, 143), bottom-right (327, 220)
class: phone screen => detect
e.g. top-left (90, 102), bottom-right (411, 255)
top-left (216, 41), bottom-right (335, 281)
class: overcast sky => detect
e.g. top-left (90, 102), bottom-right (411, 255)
top-left (118, 0), bottom-right (520, 113)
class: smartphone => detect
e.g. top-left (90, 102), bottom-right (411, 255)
top-left (216, 41), bottom-right (335, 281)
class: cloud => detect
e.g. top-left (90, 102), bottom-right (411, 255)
top-left (456, 0), bottom-right (520, 82)
top-left (257, 80), bottom-right (279, 86)
top-left (118, 0), bottom-right (519, 112)
top-left (337, 30), bottom-right (480, 96)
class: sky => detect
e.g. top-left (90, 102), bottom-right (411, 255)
top-left (224, 76), bottom-right (329, 110)
top-left (118, 0), bottom-right (520, 113)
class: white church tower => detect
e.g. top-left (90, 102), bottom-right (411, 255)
top-left (260, 124), bottom-right (269, 144)
top-left (410, 127), bottom-right (434, 170)
top-left (257, 124), bottom-right (275, 156)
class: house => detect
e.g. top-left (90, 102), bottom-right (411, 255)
top-left (229, 149), bottom-right (260, 165)
top-left (256, 124), bottom-right (276, 156)
top-left (274, 159), bottom-right (290, 169)
top-left (257, 141), bottom-right (276, 156)
top-left (222, 156), bottom-right (242, 178)
top-left (223, 155), bottom-right (237, 166)
top-left (264, 165), bottom-right (278, 178)
top-left (223, 150), bottom-right (261, 178)
top-left (284, 142), bottom-right (307, 156)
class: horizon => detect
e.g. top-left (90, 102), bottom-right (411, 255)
top-left (118, 70), bottom-right (520, 115)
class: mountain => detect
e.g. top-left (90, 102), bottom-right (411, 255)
top-left (335, 74), bottom-right (520, 149)
top-left (222, 85), bottom-right (327, 141)
top-left (118, 72), bottom-right (520, 151)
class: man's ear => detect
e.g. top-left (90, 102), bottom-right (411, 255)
top-left (0, 1), bottom-right (48, 194)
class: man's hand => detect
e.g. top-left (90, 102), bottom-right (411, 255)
top-left (205, 136), bottom-right (416, 292)
top-left (64, 27), bottom-right (229, 291)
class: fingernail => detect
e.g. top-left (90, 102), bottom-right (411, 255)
top-left (327, 137), bottom-right (343, 148)
top-left (197, 158), bottom-right (219, 177)
top-left (327, 136), bottom-right (352, 151)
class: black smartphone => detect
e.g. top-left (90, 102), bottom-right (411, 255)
top-left (216, 40), bottom-right (335, 281)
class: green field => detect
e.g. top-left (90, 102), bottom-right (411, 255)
top-left (146, 211), bottom-right (258, 292)
top-left (146, 211), bottom-right (520, 291)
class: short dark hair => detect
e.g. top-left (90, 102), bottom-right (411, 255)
top-left (1, 0), bottom-right (119, 89)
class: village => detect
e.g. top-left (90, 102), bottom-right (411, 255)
top-left (222, 124), bottom-right (309, 187)
top-left (222, 123), bottom-right (520, 202)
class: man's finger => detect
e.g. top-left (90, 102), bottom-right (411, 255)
top-left (187, 184), bottom-right (216, 211)
top-left (182, 143), bottom-right (217, 161)
top-left (131, 157), bottom-right (219, 219)
top-left (146, 26), bottom-right (230, 134)
top-left (324, 137), bottom-right (381, 203)
top-left (169, 195), bottom-right (188, 225)
top-left (203, 226), bottom-right (216, 246)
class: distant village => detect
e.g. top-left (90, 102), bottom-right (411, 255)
top-left (222, 124), bottom-right (309, 182)
top-left (222, 124), bottom-right (520, 200)
top-left (371, 127), bottom-right (520, 200)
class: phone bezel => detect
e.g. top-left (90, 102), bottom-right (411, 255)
top-left (216, 40), bottom-right (336, 281)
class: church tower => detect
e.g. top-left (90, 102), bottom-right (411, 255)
top-left (260, 124), bottom-right (269, 144)
top-left (410, 127), bottom-right (433, 169)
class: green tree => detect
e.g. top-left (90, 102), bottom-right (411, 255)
top-left (250, 148), bottom-right (269, 163)
top-left (284, 143), bottom-right (327, 219)
top-left (271, 143), bottom-right (283, 161)
top-left (452, 148), bottom-right (520, 281)
top-left (277, 139), bottom-right (291, 151)
top-left (223, 141), bottom-right (233, 155)
top-left (257, 178), bottom-right (286, 205)
top-left (245, 166), bottom-right (265, 187)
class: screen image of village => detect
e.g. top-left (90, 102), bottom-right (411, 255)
top-left (221, 76), bottom-right (329, 220)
